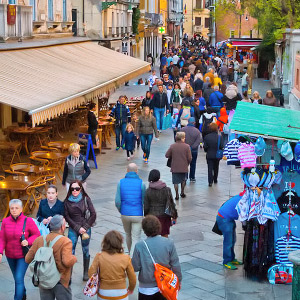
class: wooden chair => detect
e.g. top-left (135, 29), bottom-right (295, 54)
top-left (30, 151), bottom-right (50, 167)
top-left (40, 146), bottom-right (60, 152)
top-left (10, 163), bottom-right (34, 173)
top-left (4, 169), bottom-right (26, 176)
top-left (23, 179), bottom-right (46, 213)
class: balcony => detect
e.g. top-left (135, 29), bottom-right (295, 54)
top-left (144, 12), bottom-right (163, 26)
top-left (0, 4), bottom-right (32, 40)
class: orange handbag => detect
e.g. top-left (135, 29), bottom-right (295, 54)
top-left (143, 241), bottom-right (180, 300)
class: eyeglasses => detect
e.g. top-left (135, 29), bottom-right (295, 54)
top-left (71, 187), bottom-right (81, 192)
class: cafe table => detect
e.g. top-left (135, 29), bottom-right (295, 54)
top-left (16, 165), bottom-right (56, 176)
top-left (0, 175), bottom-right (38, 218)
top-left (12, 127), bottom-right (43, 154)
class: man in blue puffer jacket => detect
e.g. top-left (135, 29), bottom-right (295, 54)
top-left (115, 163), bottom-right (146, 255)
top-left (208, 86), bottom-right (224, 117)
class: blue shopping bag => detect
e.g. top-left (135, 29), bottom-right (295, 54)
top-left (162, 113), bottom-right (172, 130)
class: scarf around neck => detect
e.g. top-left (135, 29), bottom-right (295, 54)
top-left (68, 193), bottom-right (83, 203)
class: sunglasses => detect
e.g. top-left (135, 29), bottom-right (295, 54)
top-left (71, 187), bottom-right (81, 192)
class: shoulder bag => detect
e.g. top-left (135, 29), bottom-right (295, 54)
top-left (216, 135), bottom-right (223, 159)
top-left (165, 188), bottom-right (178, 219)
top-left (20, 217), bottom-right (31, 257)
top-left (83, 266), bottom-right (100, 297)
top-left (143, 241), bottom-right (179, 300)
top-left (84, 197), bottom-right (96, 227)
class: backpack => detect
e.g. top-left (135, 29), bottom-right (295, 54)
top-left (143, 241), bottom-right (180, 300)
top-left (202, 115), bottom-right (213, 133)
top-left (218, 119), bottom-right (230, 134)
top-left (180, 108), bottom-right (191, 127)
top-left (30, 235), bottom-right (63, 289)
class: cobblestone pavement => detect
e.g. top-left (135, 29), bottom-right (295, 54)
top-left (0, 77), bottom-right (291, 300)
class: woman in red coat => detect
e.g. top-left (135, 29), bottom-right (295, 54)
top-left (0, 199), bottom-right (40, 300)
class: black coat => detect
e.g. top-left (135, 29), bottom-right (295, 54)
top-left (204, 132), bottom-right (224, 160)
top-left (194, 79), bottom-right (204, 92)
top-left (150, 92), bottom-right (170, 110)
top-left (36, 199), bottom-right (65, 223)
top-left (87, 111), bottom-right (98, 131)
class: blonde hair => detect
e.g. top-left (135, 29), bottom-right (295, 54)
top-left (141, 106), bottom-right (151, 118)
top-left (175, 131), bottom-right (185, 141)
top-left (126, 123), bottom-right (134, 132)
top-left (69, 143), bottom-right (80, 154)
top-left (252, 91), bottom-right (260, 99)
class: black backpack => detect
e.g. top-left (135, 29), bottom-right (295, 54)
top-left (202, 115), bottom-right (213, 134)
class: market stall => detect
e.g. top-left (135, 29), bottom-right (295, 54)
top-left (226, 102), bottom-right (300, 281)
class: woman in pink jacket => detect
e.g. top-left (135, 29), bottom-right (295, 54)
top-left (0, 199), bottom-right (40, 300)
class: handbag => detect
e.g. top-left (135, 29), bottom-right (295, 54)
top-left (167, 157), bottom-right (172, 168)
top-left (267, 264), bottom-right (293, 285)
top-left (143, 241), bottom-right (180, 300)
top-left (20, 217), bottom-right (31, 257)
top-left (212, 220), bottom-right (223, 235)
top-left (84, 196), bottom-right (96, 227)
top-left (164, 188), bottom-right (178, 219)
top-left (83, 267), bottom-right (100, 297)
top-left (216, 135), bottom-right (223, 159)
top-left (162, 113), bottom-right (172, 130)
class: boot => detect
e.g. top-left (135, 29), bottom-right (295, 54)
top-left (83, 255), bottom-right (90, 281)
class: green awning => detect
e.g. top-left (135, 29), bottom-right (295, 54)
top-left (229, 102), bottom-right (300, 142)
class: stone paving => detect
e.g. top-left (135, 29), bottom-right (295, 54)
top-left (0, 76), bottom-right (291, 300)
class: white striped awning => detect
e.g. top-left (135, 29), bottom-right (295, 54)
top-left (0, 41), bottom-right (150, 126)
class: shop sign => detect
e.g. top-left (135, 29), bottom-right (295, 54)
top-left (7, 5), bottom-right (16, 25)
top-left (158, 27), bottom-right (165, 34)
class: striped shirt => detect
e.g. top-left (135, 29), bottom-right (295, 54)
top-left (237, 143), bottom-right (257, 169)
top-left (275, 235), bottom-right (300, 264)
top-left (223, 139), bottom-right (241, 163)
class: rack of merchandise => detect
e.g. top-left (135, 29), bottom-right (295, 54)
top-left (226, 102), bottom-right (300, 280)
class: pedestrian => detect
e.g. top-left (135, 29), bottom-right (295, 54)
top-left (200, 107), bottom-right (217, 140)
top-left (25, 215), bottom-right (77, 299)
top-left (122, 123), bottom-right (137, 161)
top-left (170, 83), bottom-right (182, 109)
top-left (194, 71), bottom-right (204, 92)
top-left (137, 106), bottom-right (159, 164)
top-left (204, 68), bottom-right (214, 85)
top-left (144, 169), bottom-right (178, 238)
top-left (208, 85), bottom-right (224, 116)
top-left (223, 84), bottom-right (240, 111)
top-left (263, 90), bottom-right (278, 106)
top-left (216, 195), bottom-right (243, 270)
top-left (132, 215), bottom-right (182, 300)
top-left (191, 98), bottom-right (201, 130)
top-left (233, 58), bottom-right (240, 82)
top-left (88, 231), bottom-right (136, 300)
top-left (216, 107), bottom-right (229, 144)
top-left (64, 180), bottom-right (96, 281)
top-left (166, 83), bottom-right (173, 115)
top-left (36, 185), bottom-right (64, 227)
top-left (87, 102), bottom-right (98, 145)
top-left (62, 143), bottom-right (91, 192)
top-left (150, 85), bottom-right (170, 132)
top-left (251, 91), bottom-right (262, 104)
top-left (203, 83), bottom-right (214, 105)
top-left (115, 163), bottom-right (146, 255)
top-left (178, 76), bottom-right (186, 90)
top-left (213, 72), bottom-right (222, 88)
top-left (141, 91), bottom-right (152, 108)
top-left (148, 70), bottom-right (158, 91)
top-left (241, 70), bottom-right (249, 93)
top-left (241, 90), bottom-right (251, 102)
top-left (176, 100), bottom-right (194, 128)
top-left (203, 123), bottom-right (223, 186)
top-left (181, 117), bottom-right (201, 182)
top-left (182, 82), bottom-right (194, 98)
top-left (165, 131), bottom-right (192, 200)
top-left (109, 95), bottom-right (131, 150)
top-left (0, 199), bottom-right (40, 300)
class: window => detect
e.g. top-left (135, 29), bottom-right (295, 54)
top-left (230, 30), bottom-right (235, 38)
top-left (30, 0), bottom-right (36, 21)
top-left (63, 0), bottom-right (67, 22)
top-left (195, 17), bottom-right (201, 26)
top-left (48, 0), bottom-right (53, 21)
top-left (205, 18), bottom-right (210, 28)
top-left (8, 0), bottom-right (16, 4)
top-left (196, 0), bottom-right (202, 9)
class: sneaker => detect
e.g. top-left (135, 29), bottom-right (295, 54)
top-left (223, 262), bottom-right (238, 270)
top-left (116, 147), bottom-right (120, 151)
top-left (127, 157), bottom-right (130, 161)
top-left (144, 158), bottom-right (148, 164)
top-left (143, 153), bottom-right (146, 159)
top-left (122, 144), bottom-right (125, 150)
top-left (231, 259), bottom-right (243, 265)
top-left (155, 137), bottom-right (160, 141)
top-left (214, 180), bottom-right (218, 184)
top-left (190, 178), bottom-right (196, 183)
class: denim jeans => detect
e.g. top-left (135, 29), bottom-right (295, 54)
top-left (115, 123), bottom-right (127, 147)
top-left (140, 134), bottom-right (153, 159)
top-left (189, 149), bottom-right (198, 180)
top-left (68, 227), bottom-right (91, 258)
top-left (242, 85), bottom-right (248, 93)
top-left (153, 107), bottom-right (165, 130)
top-left (6, 257), bottom-right (28, 300)
top-left (216, 215), bottom-right (236, 264)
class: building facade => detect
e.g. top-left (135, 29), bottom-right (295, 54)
top-left (0, 0), bottom-right (73, 40)
top-left (167, 0), bottom-right (183, 47)
top-left (183, 0), bottom-right (210, 41)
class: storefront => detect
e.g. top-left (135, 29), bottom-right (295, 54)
top-left (226, 102), bottom-right (300, 281)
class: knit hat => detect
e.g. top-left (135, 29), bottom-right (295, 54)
top-left (278, 141), bottom-right (294, 161)
top-left (148, 169), bottom-right (160, 182)
top-left (255, 137), bottom-right (266, 156)
top-left (294, 142), bottom-right (300, 162)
